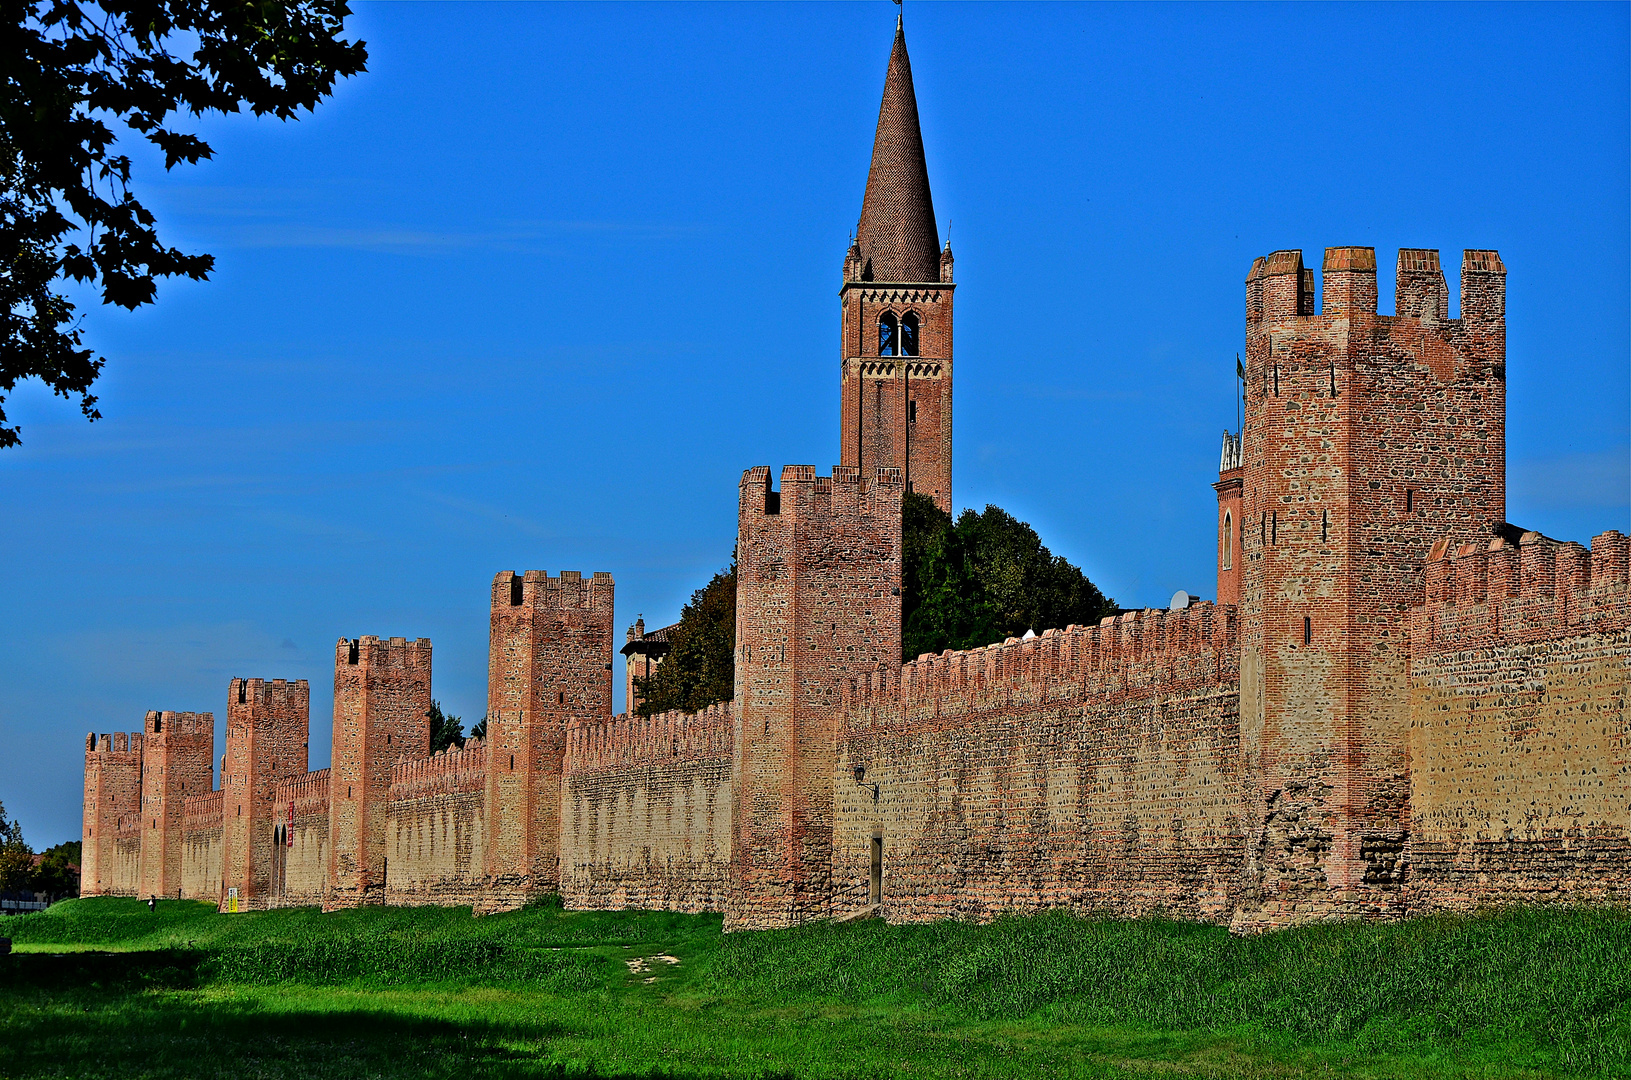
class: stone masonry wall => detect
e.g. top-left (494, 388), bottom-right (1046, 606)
top-left (1407, 530), bottom-right (1631, 910)
top-left (561, 703), bottom-right (733, 912)
top-left (82, 731), bottom-right (142, 897)
top-left (386, 739), bottom-right (488, 906)
top-left (182, 789), bottom-right (223, 902)
top-left (273, 769), bottom-right (331, 907)
top-left (838, 604), bottom-right (1242, 923)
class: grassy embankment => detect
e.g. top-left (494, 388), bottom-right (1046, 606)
top-left (1, 897), bottom-right (1627, 1079)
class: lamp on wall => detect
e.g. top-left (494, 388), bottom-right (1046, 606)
top-left (853, 765), bottom-right (880, 803)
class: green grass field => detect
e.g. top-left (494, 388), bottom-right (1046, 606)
top-left (1, 898), bottom-right (1627, 1079)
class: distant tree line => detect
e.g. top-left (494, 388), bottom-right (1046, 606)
top-left (632, 495), bottom-right (1113, 718)
top-left (0, 800), bottom-right (80, 901)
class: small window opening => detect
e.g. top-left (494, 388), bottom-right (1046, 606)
top-left (347, 786), bottom-right (352, 799)
top-left (238, 681), bottom-right (247, 704)
top-left (1273, 364), bottom-right (1279, 397)
top-left (348, 639), bottom-right (360, 665)
top-left (1271, 511), bottom-right (1278, 546)
top-left (908, 400), bottom-right (917, 423)
top-left (558, 690), bottom-right (565, 706)
top-left (1304, 616), bottom-right (1312, 645)
top-left (764, 720), bottom-right (770, 735)
top-left (237, 805), bottom-right (242, 817)
top-left (870, 836), bottom-right (883, 905)
top-left (1222, 512), bottom-right (1233, 571)
top-left (877, 312), bottom-right (898, 357)
top-left (386, 734), bottom-right (391, 745)
top-left (1260, 512), bottom-right (1267, 545)
top-left (1329, 363), bottom-right (1337, 397)
top-left (509, 754), bottom-right (515, 771)
top-left (511, 575), bottom-right (524, 606)
top-left (901, 313), bottom-right (920, 357)
top-left (1406, 489), bottom-right (1414, 513)
top-left (1321, 510), bottom-right (1328, 542)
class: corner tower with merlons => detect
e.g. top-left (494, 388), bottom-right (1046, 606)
top-left (840, 17), bottom-right (955, 513)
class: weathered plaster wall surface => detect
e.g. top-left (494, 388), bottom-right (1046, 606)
top-left (838, 604), bottom-right (1243, 924)
top-left (1408, 531), bottom-right (1630, 909)
top-left (561, 704), bottom-right (733, 912)
top-left (386, 740), bottom-right (488, 906)
top-left (182, 789), bottom-right (223, 901)
top-left (274, 769), bottom-right (331, 907)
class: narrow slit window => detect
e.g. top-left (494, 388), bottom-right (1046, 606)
top-left (908, 400), bottom-right (917, 423)
top-left (870, 836), bottom-right (883, 905)
top-left (877, 312), bottom-right (898, 357)
top-left (1304, 617), bottom-right (1312, 645)
top-left (1406, 489), bottom-right (1414, 512)
top-left (1271, 511), bottom-right (1278, 545)
top-left (1329, 363), bottom-right (1338, 397)
top-left (1261, 512), bottom-right (1267, 544)
top-left (1222, 512), bottom-right (1233, 570)
top-left (1273, 364), bottom-right (1279, 397)
top-left (900, 313), bottom-right (920, 356)
top-left (1321, 510), bottom-right (1328, 542)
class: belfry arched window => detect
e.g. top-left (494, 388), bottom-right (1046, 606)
top-left (901, 312), bottom-right (920, 356)
top-left (1222, 512), bottom-right (1233, 571)
top-left (877, 312), bottom-right (898, 356)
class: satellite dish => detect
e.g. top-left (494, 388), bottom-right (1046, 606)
top-left (1170, 590), bottom-right (1191, 611)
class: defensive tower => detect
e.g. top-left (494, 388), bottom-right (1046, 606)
top-left (326, 637), bottom-right (432, 909)
top-left (840, 19), bottom-right (955, 512)
top-left (137, 710), bottom-right (214, 899)
top-left (728, 465), bottom-right (904, 930)
top-left (221, 678), bottom-right (310, 911)
top-left (1235, 246), bottom-right (1506, 928)
top-left (81, 730), bottom-right (143, 896)
top-left (481, 570), bottom-right (615, 911)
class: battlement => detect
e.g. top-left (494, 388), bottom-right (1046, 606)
top-left (490, 569), bottom-right (615, 613)
top-left (739, 464), bottom-right (905, 518)
top-left (143, 710), bottom-right (214, 738)
top-left (228, 677), bottom-right (310, 709)
top-left (184, 789), bottom-right (223, 832)
top-left (390, 738), bottom-right (487, 799)
top-left (272, 769), bottom-right (331, 815)
top-left (334, 636), bottom-right (432, 670)
top-left (564, 702), bottom-right (734, 776)
top-left (1413, 530), bottom-right (1631, 653)
top-left (1248, 246), bottom-right (1505, 324)
top-left (86, 731), bottom-right (143, 755)
top-left (845, 602), bottom-right (1239, 718)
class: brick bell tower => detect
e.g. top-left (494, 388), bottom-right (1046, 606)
top-left (841, 17), bottom-right (955, 512)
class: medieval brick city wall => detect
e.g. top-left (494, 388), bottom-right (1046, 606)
top-left (273, 768), bottom-right (331, 907)
top-left (838, 605), bottom-right (1243, 923)
top-left (111, 809), bottom-right (143, 896)
top-left (482, 571), bottom-right (615, 912)
top-left (221, 678), bottom-right (310, 911)
top-left (182, 789), bottom-right (223, 901)
top-left (137, 711), bottom-right (215, 900)
top-left (1235, 247), bottom-right (1507, 930)
top-left (560, 703), bottom-right (734, 912)
top-left (327, 637), bottom-right (433, 910)
top-left (731, 465), bottom-right (904, 929)
top-left (1406, 530), bottom-right (1631, 910)
top-left (386, 739), bottom-right (488, 906)
top-left (82, 731), bottom-right (142, 896)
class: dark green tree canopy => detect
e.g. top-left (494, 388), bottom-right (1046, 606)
top-left (1, 0), bottom-right (367, 447)
top-left (632, 499), bottom-right (1112, 714)
top-left (427, 700), bottom-right (464, 753)
top-left (632, 565), bottom-right (736, 718)
top-left (903, 492), bottom-right (1113, 661)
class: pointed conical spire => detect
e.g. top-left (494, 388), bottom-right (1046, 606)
top-left (855, 18), bottom-right (940, 283)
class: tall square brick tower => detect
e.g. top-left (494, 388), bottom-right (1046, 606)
top-left (481, 570), bottom-right (614, 911)
top-left (1235, 247), bottom-right (1506, 928)
top-left (728, 465), bottom-right (904, 930)
top-left (136, 710), bottom-right (214, 899)
top-left (840, 19), bottom-right (955, 513)
top-left (81, 730), bottom-right (143, 897)
top-left (326, 637), bottom-right (432, 909)
top-left (221, 678), bottom-right (309, 911)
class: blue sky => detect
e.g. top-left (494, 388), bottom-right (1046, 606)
top-left (2, 2), bottom-right (1626, 847)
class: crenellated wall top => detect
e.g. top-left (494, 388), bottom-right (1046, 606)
top-left (564, 701), bottom-right (734, 776)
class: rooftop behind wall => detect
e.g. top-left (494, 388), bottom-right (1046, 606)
top-left (847, 602), bottom-right (1239, 716)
